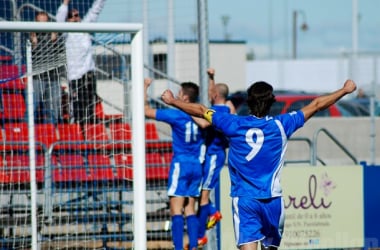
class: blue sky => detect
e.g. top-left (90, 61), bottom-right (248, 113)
top-left (99, 0), bottom-right (380, 59)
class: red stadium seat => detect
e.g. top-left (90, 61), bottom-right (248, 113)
top-left (146, 152), bottom-right (168, 181)
top-left (56, 123), bottom-right (85, 150)
top-left (0, 155), bottom-right (8, 183)
top-left (35, 123), bottom-right (58, 151)
top-left (3, 122), bottom-right (29, 150)
top-left (53, 154), bottom-right (88, 182)
top-left (0, 93), bottom-right (26, 121)
top-left (0, 127), bottom-right (5, 151)
top-left (146, 166), bottom-right (169, 181)
top-left (146, 152), bottom-right (164, 165)
top-left (0, 65), bottom-right (26, 83)
top-left (145, 122), bottom-right (159, 140)
top-left (109, 122), bottom-right (132, 150)
top-left (162, 152), bottom-right (173, 164)
top-left (114, 153), bottom-right (132, 180)
top-left (146, 122), bottom-right (165, 149)
top-left (86, 154), bottom-right (115, 181)
top-left (0, 77), bottom-right (26, 90)
top-left (4, 154), bottom-right (45, 183)
top-left (113, 152), bottom-right (168, 181)
top-left (83, 123), bottom-right (111, 150)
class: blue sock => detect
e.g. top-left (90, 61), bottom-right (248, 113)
top-left (197, 204), bottom-right (210, 238)
top-left (186, 214), bottom-right (199, 249)
top-left (171, 215), bottom-right (184, 250)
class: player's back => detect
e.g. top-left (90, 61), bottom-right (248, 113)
top-left (156, 108), bottom-right (205, 159)
top-left (211, 111), bottom-right (304, 198)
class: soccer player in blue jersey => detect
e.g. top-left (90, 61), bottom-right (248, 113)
top-left (161, 79), bottom-right (357, 250)
top-left (144, 78), bottom-right (205, 250)
top-left (195, 68), bottom-right (236, 246)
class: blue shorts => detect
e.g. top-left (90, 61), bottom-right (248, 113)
top-left (232, 196), bottom-right (284, 248)
top-left (202, 151), bottom-right (226, 190)
top-left (167, 158), bottom-right (202, 197)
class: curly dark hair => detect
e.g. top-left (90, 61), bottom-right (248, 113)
top-left (246, 81), bottom-right (276, 117)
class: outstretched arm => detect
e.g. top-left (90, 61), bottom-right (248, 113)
top-left (192, 116), bottom-right (211, 128)
top-left (301, 79), bottom-right (357, 121)
top-left (162, 89), bottom-right (209, 119)
top-left (144, 78), bottom-right (157, 119)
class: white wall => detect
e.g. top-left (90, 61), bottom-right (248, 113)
top-left (246, 56), bottom-right (380, 95)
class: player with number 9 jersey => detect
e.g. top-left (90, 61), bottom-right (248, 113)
top-left (161, 78), bottom-right (357, 249)
top-left (209, 110), bottom-right (304, 198)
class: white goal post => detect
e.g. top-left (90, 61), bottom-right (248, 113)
top-left (0, 21), bottom-right (146, 250)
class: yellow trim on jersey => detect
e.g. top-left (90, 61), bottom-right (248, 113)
top-left (203, 109), bottom-right (215, 123)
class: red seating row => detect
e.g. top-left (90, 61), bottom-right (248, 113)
top-left (0, 92), bottom-right (26, 121)
top-left (0, 121), bottom-right (164, 151)
top-left (53, 152), bottom-right (171, 183)
top-left (0, 151), bottom-right (173, 184)
top-left (0, 154), bottom-right (45, 183)
top-left (0, 90), bottom-right (124, 122)
top-left (0, 65), bottom-right (26, 90)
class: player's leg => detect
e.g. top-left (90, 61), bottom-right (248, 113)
top-left (69, 79), bottom-right (81, 124)
top-left (203, 153), bottom-right (224, 229)
top-left (184, 197), bottom-right (199, 250)
top-left (197, 153), bottom-right (213, 240)
top-left (170, 196), bottom-right (185, 250)
top-left (84, 71), bottom-right (97, 124)
top-left (45, 79), bottom-right (62, 123)
top-left (240, 242), bottom-right (259, 250)
top-left (197, 189), bottom-right (211, 239)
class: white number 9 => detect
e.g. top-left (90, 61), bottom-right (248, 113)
top-left (245, 128), bottom-right (264, 161)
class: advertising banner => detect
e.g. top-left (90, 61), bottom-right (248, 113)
top-left (220, 166), bottom-right (364, 250)
top-left (280, 166), bottom-right (364, 249)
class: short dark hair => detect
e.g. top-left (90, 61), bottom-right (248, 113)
top-left (181, 82), bottom-right (199, 103)
top-left (246, 81), bottom-right (276, 117)
top-left (67, 9), bottom-right (79, 19)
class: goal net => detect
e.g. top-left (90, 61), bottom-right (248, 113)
top-left (0, 20), bottom-right (170, 250)
top-left (0, 0), bottom-right (219, 249)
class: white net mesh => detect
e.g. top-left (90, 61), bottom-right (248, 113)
top-left (0, 0), bottom-right (210, 249)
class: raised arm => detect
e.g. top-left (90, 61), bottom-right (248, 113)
top-left (301, 79), bottom-right (357, 121)
top-left (207, 68), bottom-right (217, 103)
top-left (144, 78), bottom-right (157, 119)
top-left (82, 0), bottom-right (106, 23)
top-left (56, 0), bottom-right (70, 22)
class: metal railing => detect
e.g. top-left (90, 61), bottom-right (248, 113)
top-left (286, 127), bottom-right (358, 166)
top-left (311, 127), bottom-right (358, 166)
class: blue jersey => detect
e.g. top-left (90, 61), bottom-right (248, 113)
top-left (210, 110), bottom-right (305, 199)
top-left (156, 108), bottom-right (204, 158)
top-left (205, 104), bottom-right (230, 154)
top-left (156, 108), bottom-right (205, 197)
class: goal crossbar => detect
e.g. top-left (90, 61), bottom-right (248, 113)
top-left (0, 21), bottom-right (142, 33)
